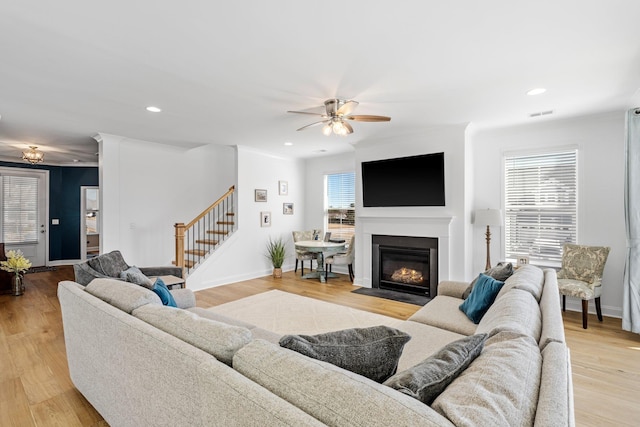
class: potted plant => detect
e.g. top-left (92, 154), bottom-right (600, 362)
top-left (265, 236), bottom-right (286, 278)
top-left (1, 249), bottom-right (32, 296)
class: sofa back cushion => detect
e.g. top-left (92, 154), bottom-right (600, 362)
top-left (496, 264), bottom-right (544, 302)
top-left (431, 331), bottom-right (542, 427)
top-left (233, 339), bottom-right (455, 427)
top-left (132, 304), bottom-right (252, 365)
top-left (85, 278), bottom-right (161, 313)
top-left (476, 289), bottom-right (542, 343)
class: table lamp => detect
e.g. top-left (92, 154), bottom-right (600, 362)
top-left (474, 208), bottom-right (503, 270)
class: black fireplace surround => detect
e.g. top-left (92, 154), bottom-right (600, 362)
top-left (372, 235), bottom-right (438, 297)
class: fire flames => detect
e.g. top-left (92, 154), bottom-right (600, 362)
top-left (391, 267), bottom-right (424, 285)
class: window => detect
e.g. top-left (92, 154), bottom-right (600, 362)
top-left (504, 150), bottom-right (577, 265)
top-left (2, 175), bottom-right (39, 243)
top-left (325, 172), bottom-right (355, 241)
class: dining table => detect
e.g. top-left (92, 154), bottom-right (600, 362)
top-left (294, 240), bottom-right (346, 283)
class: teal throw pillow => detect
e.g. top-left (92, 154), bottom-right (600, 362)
top-left (459, 274), bottom-right (504, 323)
top-left (152, 277), bottom-right (177, 307)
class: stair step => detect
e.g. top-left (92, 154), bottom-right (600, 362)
top-left (226, 212), bottom-right (235, 216)
top-left (184, 259), bottom-right (195, 268)
top-left (195, 239), bottom-right (219, 245)
top-left (185, 249), bottom-right (207, 256)
top-left (216, 221), bottom-right (235, 225)
top-left (207, 230), bottom-right (229, 235)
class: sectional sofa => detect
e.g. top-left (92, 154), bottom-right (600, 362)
top-left (57, 264), bottom-right (573, 426)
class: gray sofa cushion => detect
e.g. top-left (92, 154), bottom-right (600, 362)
top-left (395, 321), bottom-right (467, 372)
top-left (87, 250), bottom-right (129, 277)
top-left (85, 278), bottom-right (161, 313)
top-left (535, 342), bottom-right (571, 427)
top-left (132, 304), bottom-right (252, 365)
top-left (497, 264), bottom-right (545, 302)
top-left (279, 325), bottom-right (411, 383)
top-left (476, 289), bottom-right (542, 342)
top-left (432, 331), bottom-right (542, 427)
top-left (409, 296), bottom-right (477, 336)
top-left (538, 268), bottom-right (566, 350)
top-left (233, 339), bottom-right (455, 427)
top-left (119, 266), bottom-right (153, 288)
top-left (383, 333), bottom-right (487, 405)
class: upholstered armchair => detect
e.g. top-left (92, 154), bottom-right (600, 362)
top-left (325, 235), bottom-right (355, 282)
top-left (292, 230), bottom-right (320, 276)
top-left (73, 250), bottom-right (183, 286)
top-left (557, 243), bottom-right (610, 329)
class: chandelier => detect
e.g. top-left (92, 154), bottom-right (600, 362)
top-left (22, 146), bottom-right (45, 164)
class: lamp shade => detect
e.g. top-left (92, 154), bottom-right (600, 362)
top-left (474, 209), bottom-right (503, 227)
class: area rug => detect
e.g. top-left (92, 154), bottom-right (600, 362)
top-left (351, 287), bottom-right (431, 306)
top-left (25, 266), bottom-right (57, 274)
top-left (207, 290), bottom-right (403, 335)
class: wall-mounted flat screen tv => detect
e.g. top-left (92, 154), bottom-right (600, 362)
top-left (361, 152), bottom-right (445, 207)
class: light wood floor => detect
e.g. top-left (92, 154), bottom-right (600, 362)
top-left (1, 266), bottom-right (639, 426)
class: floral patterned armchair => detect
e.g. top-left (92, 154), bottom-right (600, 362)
top-left (557, 243), bottom-right (610, 329)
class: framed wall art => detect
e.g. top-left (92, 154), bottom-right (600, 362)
top-left (278, 180), bottom-right (288, 196)
top-left (260, 211), bottom-right (272, 227)
top-left (283, 202), bottom-right (294, 215)
top-left (255, 189), bottom-right (267, 202)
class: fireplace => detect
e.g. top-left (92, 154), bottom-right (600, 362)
top-left (372, 235), bottom-right (438, 297)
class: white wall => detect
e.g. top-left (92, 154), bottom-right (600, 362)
top-left (186, 146), bottom-right (306, 290)
top-left (98, 133), bottom-right (236, 266)
top-left (470, 111), bottom-right (627, 317)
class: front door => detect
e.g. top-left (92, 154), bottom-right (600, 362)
top-left (0, 168), bottom-right (48, 267)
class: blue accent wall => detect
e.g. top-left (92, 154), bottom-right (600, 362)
top-left (0, 161), bottom-right (99, 261)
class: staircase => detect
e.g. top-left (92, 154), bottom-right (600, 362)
top-left (174, 186), bottom-right (236, 276)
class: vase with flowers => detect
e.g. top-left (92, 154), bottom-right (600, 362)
top-left (1, 249), bottom-right (32, 296)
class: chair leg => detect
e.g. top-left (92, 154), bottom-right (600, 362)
top-left (301, 261), bottom-right (304, 276)
top-left (562, 295), bottom-right (566, 312)
top-left (582, 300), bottom-right (589, 329)
top-left (595, 297), bottom-right (603, 322)
top-left (295, 259), bottom-right (299, 273)
top-left (348, 264), bottom-right (354, 282)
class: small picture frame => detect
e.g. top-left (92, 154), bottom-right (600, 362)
top-left (517, 255), bottom-right (530, 267)
top-left (278, 180), bottom-right (288, 196)
top-left (255, 189), bottom-right (267, 202)
top-left (283, 202), bottom-right (294, 215)
top-left (260, 211), bottom-right (272, 227)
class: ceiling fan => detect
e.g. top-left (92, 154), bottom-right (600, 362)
top-left (287, 99), bottom-right (391, 136)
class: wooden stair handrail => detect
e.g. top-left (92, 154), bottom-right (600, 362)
top-left (185, 185), bottom-right (235, 229)
top-left (174, 185), bottom-right (236, 274)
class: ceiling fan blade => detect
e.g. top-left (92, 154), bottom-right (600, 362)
top-left (287, 110), bottom-right (327, 117)
top-left (336, 100), bottom-right (359, 116)
top-left (344, 115), bottom-right (391, 122)
top-left (343, 121), bottom-right (354, 134)
top-left (296, 120), bottom-right (330, 131)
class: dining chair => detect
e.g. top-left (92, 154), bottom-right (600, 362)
top-left (325, 235), bottom-right (355, 282)
top-left (557, 243), bottom-right (610, 329)
top-left (292, 230), bottom-right (318, 276)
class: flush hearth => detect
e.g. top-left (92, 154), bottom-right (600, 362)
top-left (372, 235), bottom-right (438, 297)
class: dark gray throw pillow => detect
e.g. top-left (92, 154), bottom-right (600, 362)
top-left (462, 262), bottom-right (514, 299)
top-left (120, 266), bottom-right (154, 289)
top-left (383, 333), bottom-right (488, 405)
top-left (279, 325), bottom-right (411, 383)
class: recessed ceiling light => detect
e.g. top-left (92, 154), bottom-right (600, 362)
top-left (284, 142), bottom-right (293, 146)
top-left (146, 106), bottom-right (162, 113)
top-left (526, 88), bottom-right (546, 96)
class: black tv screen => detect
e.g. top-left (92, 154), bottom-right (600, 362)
top-left (361, 152), bottom-right (445, 207)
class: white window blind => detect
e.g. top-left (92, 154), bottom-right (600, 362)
top-left (326, 172), bottom-right (355, 241)
top-left (504, 150), bottom-right (577, 264)
top-left (2, 175), bottom-right (39, 244)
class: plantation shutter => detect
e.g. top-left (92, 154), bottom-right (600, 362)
top-left (326, 172), bottom-right (355, 241)
top-left (504, 150), bottom-right (577, 264)
top-left (2, 175), bottom-right (39, 243)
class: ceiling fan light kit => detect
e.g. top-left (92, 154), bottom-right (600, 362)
top-left (288, 98), bottom-right (390, 136)
top-left (22, 146), bottom-right (45, 164)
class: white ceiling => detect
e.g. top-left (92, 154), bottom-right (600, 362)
top-left (1, 1), bottom-right (639, 165)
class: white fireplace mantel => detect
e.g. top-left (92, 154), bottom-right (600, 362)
top-left (358, 215), bottom-right (454, 288)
